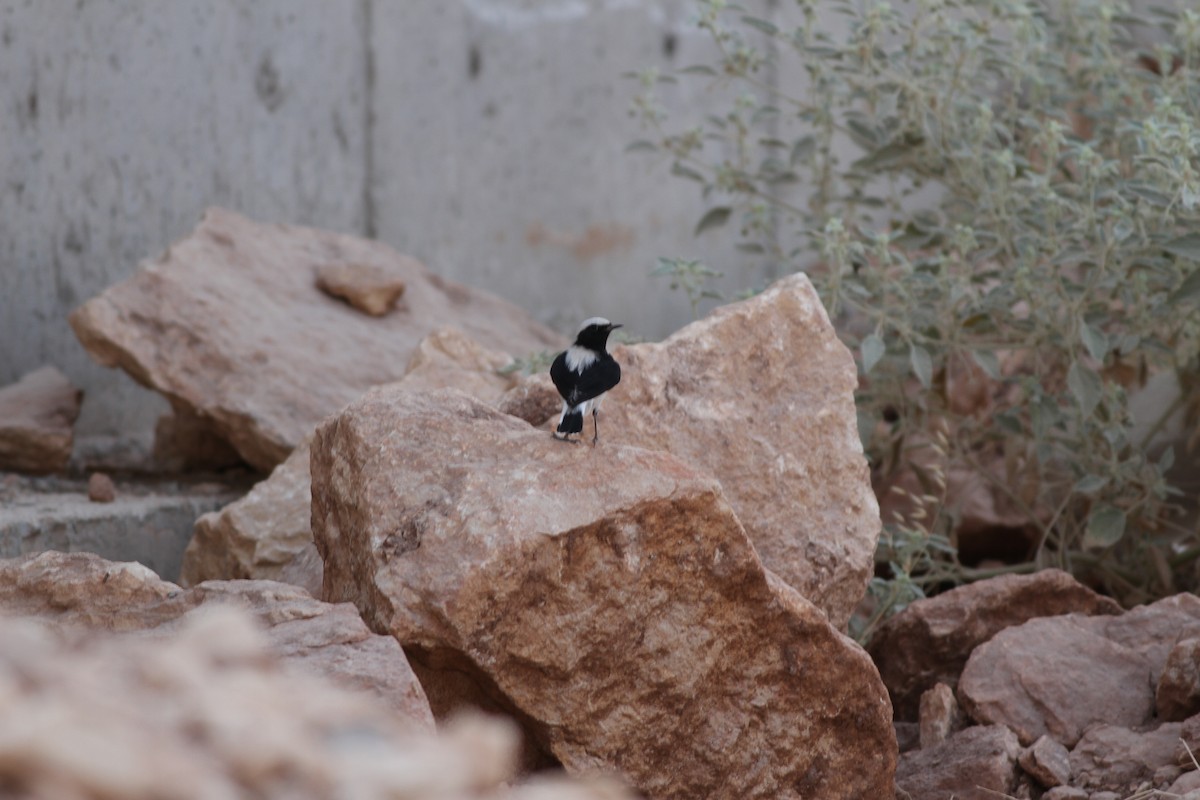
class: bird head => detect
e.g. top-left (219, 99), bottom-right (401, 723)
top-left (574, 317), bottom-right (622, 350)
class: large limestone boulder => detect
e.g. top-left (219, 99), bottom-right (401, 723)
top-left (0, 604), bottom-right (633, 800)
top-left (869, 569), bottom-right (1121, 719)
top-left (522, 274), bottom-right (876, 626)
top-left (69, 208), bottom-right (562, 471)
top-left (0, 366), bottom-right (82, 473)
top-left (0, 550), bottom-right (433, 726)
top-left (312, 387), bottom-right (896, 800)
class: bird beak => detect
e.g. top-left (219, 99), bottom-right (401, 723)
top-left (609, 323), bottom-right (623, 331)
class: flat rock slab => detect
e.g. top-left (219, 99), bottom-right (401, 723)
top-left (869, 569), bottom-right (1121, 719)
top-left (959, 594), bottom-right (1200, 746)
top-left (597, 273), bottom-right (877, 628)
top-left (896, 724), bottom-right (1020, 800)
top-left (312, 387), bottom-right (896, 800)
top-left (0, 550), bottom-right (434, 727)
top-left (0, 472), bottom-right (241, 581)
top-left (0, 365), bottom-right (82, 474)
top-left (70, 207), bottom-right (563, 471)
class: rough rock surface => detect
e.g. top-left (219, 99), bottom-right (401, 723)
top-left (1069, 722), bottom-right (1184, 794)
top-left (179, 328), bottom-right (520, 592)
top-left (960, 595), bottom-right (1200, 746)
top-left (152, 407), bottom-right (244, 472)
top-left (869, 569), bottom-right (1121, 719)
top-left (577, 273), bottom-right (877, 627)
top-left (1019, 735), bottom-right (1071, 789)
top-left (316, 260), bottom-right (408, 316)
top-left (181, 440), bottom-right (318, 594)
top-left (895, 725), bottom-right (1020, 800)
top-left (919, 682), bottom-right (964, 749)
top-left (312, 387), bottom-right (896, 800)
top-left (69, 207), bottom-right (562, 471)
top-left (87, 472), bottom-right (116, 503)
top-left (0, 606), bottom-right (629, 800)
top-left (1160, 637), bottom-right (1200, 721)
top-left (0, 550), bottom-right (432, 725)
top-left (0, 365), bottom-right (82, 473)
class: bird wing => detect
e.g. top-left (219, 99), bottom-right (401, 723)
top-left (569, 357), bottom-right (621, 408)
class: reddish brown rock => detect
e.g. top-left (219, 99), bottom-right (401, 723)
top-left (1043, 788), bottom-right (1088, 800)
top-left (496, 373), bottom-right (561, 426)
top-left (1019, 735), bottom-right (1071, 789)
top-left (0, 366), bottom-right (82, 474)
top-left (69, 207), bottom-right (563, 471)
top-left (0, 550), bottom-right (431, 725)
top-left (869, 569), bottom-right (1121, 719)
top-left (919, 682), bottom-right (965, 749)
top-left (960, 596), bottom-right (1200, 746)
top-left (895, 725), bottom-right (1020, 800)
top-left (315, 260), bottom-right (408, 316)
top-left (87, 472), bottom-right (117, 503)
top-left (181, 440), bottom-right (319, 594)
top-left (1070, 722), bottom-right (1184, 795)
top-left (312, 387), bottom-right (896, 800)
top-left (590, 273), bottom-right (876, 627)
top-left (1160, 638), bottom-right (1200, 721)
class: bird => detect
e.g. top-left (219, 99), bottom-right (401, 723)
top-left (550, 317), bottom-right (622, 445)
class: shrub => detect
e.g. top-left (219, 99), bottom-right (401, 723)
top-left (632, 0), bottom-right (1200, 636)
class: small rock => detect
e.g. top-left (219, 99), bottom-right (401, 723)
top-left (919, 683), bottom-right (964, 749)
top-left (1089, 793), bottom-right (1122, 800)
top-left (1018, 735), bottom-right (1071, 788)
top-left (0, 365), bottom-right (82, 474)
top-left (1042, 787), bottom-right (1087, 800)
top-left (316, 261), bottom-right (408, 316)
top-left (87, 471), bottom-right (117, 503)
top-left (69, 207), bottom-right (563, 471)
top-left (959, 596), bottom-right (1200, 745)
top-left (870, 569), bottom-right (1120, 720)
top-left (895, 725), bottom-right (1020, 800)
top-left (1158, 637), bottom-right (1200, 721)
top-left (1168, 769), bottom-right (1200, 797)
top-left (313, 387), bottom-right (897, 800)
top-left (1069, 722), bottom-right (1183, 795)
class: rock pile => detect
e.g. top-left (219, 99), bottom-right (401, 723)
top-left (311, 387), bottom-right (896, 800)
top-left (876, 570), bottom-right (1200, 798)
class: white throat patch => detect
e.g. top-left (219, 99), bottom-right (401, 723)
top-left (565, 345), bottom-right (598, 374)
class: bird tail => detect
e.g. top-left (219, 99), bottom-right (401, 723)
top-left (557, 409), bottom-right (584, 434)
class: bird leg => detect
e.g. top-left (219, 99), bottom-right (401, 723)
top-left (552, 431), bottom-right (579, 445)
top-left (592, 408), bottom-right (600, 447)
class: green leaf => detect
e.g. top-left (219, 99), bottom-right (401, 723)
top-left (1083, 505), bottom-right (1126, 549)
top-left (1168, 268), bottom-right (1200, 307)
top-left (670, 161), bottom-right (706, 183)
top-left (1067, 361), bottom-right (1103, 416)
top-left (910, 344), bottom-right (933, 389)
top-left (1163, 233), bottom-right (1200, 262)
top-left (694, 206), bottom-right (732, 236)
top-left (740, 15), bottom-right (779, 35)
top-left (790, 136), bottom-right (816, 166)
top-left (972, 350), bottom-right (1002, 380)
top-left (625, 140), bottom-right (658, 153)
top-left (861, 334), bottom-right (886, 374)
top-left (1158, 446), bottom-right (1175, 473)
top-left (1073, 475), bottom-right (1109, 494)
top-left (680, 64), bottom-right (718, 76)
top-left (1080, 322), bottom-right (1109, 362)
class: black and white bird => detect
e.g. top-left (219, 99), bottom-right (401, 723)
top-left (550, 317), bottom-right (622, 445)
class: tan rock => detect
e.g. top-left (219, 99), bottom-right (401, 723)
top-left (895, 725), bottom-right (1021, 800)
top-left (87, 471), bottom-right (117, 503)
top-left (315, 260), bottom-right (408, 316)
top-left (181, 439), bottom-right (318, 593)
top-left (69, 207), bottom-right (563, 471)
top-left (1018, 735), bottom-right (1071, 789)
top-left (401, 326), bottom-right (518, 401)
top-left (497, 373), bottom-right (562, 426)
top-left (592, 273), bottom-right (877, 627)
top-left (0, 604), bottom-right (629, 800)
top-left (0, 550), bottom-right (432, 725)
top-left (1159, 637), bottom-right (1200, 721)
top-left (919, 682), bottom-right (964, 749)
top-left (0, 365), bottom-right (82, 473)
top-left (869, 569), bottom-right (1121, 719)
top-left (1069, 722), bottom-right (1184, 795)
top-left (312, 387), bottom-right (897, 800)
top-left (959, 595), bottom-right (1200, 746)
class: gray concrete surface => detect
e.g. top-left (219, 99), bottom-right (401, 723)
top-left (0, 473), bottom-right (243, 581)
top-left (0, 0), bottom-right (757, 452)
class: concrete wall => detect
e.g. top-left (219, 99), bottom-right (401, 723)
top-left (0, 0), bottom-right (752, 449)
